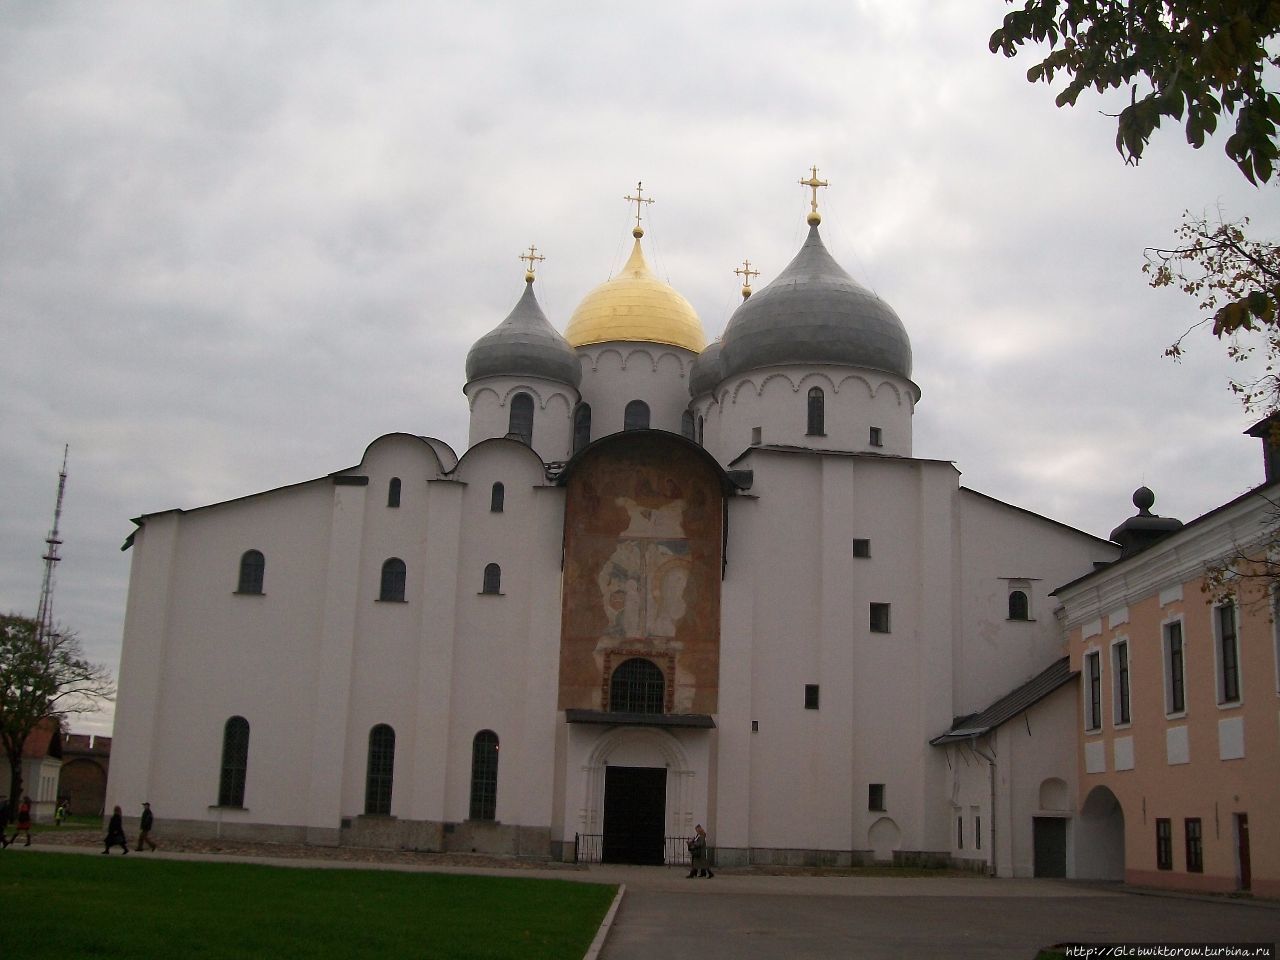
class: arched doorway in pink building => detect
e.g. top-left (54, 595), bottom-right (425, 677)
top-left (1076, 785), bottom-right (1124, 880)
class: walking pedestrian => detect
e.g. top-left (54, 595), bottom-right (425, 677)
top-left (687, 823), bottom-right (713, 878)
top-left (136, 802), bottom-right (157, 851)
top-left (103, 805), bottom-right (128, 855)
top-left (10, 796), bottom-right (32, 847)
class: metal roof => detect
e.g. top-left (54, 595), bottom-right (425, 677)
top-left (465, 280), bottom-right (582, 388)
top-left (929, 656), bottom-right (1074, 745)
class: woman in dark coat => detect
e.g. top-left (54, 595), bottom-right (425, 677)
top-left (103, 805), bottom-right (128, 855)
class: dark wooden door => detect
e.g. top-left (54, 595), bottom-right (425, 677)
top-left (1237, 814), bottom-right (1251, 891)
top-left (603, 766), bottom-right (666, 865)
top-left (1033, 817), bottom-right (1067, 878)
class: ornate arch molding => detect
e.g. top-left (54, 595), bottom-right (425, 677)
top-left (578, 727), bottom-right (698, 838)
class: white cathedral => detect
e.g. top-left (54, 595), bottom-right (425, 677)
top-left (108, 178), bottom-right (1121, 876)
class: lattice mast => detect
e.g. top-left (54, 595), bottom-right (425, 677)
top-left (34, 445), bottom-right (69, 646)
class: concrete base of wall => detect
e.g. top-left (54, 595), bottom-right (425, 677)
top-left (713, 847), bottom-right (877, 868)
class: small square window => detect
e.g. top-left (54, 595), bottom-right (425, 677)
top-left (869, 427), bottom-right (883, 447)
top-left (868, 784), bottom-right (885, 811)
top-left (870, 603), bottom-right (891, 633)
top-left (804, 684), bottom-right (820, 710)
top-left (751, 426), bottom-right (762, 446)
top-left (852, 539), bottom-right (871, 558)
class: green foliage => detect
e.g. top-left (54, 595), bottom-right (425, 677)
top-left (1145, 211), bottom-right (1280, 413)
top-left (990, 1), bottom-right (1280, 183)
top-left (0, 853), bottom-right (617, 960)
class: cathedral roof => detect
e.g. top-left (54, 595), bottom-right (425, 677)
top-left (688, 339), bottom-right (724, 398)
top-left (718, 224), bottom-right (912, 382)
top-left (465, 279), bottom-right (582, 388)
top-left (563, 239), bottom-right (707, 353)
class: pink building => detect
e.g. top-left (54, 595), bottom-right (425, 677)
top-left (1055, 434), bottom-right (1278, 896)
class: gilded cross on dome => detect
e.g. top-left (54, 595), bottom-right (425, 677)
top-left (734, 258), bottom-right (760, 299)
top-left (519, 244), bottom-right (546, 282)
top-left (799, 165), bottom-right (829, 225)
top-left (624, 181), bottom-right (655, 238)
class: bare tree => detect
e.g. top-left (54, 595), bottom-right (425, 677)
top-left (0, 613), bottom-right (114, 803)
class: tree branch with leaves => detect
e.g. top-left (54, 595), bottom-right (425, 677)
top-left (0, 613), bottom-right (114, 804)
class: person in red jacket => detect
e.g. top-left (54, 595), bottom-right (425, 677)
top-left (10, 796), bottom-right (33, 847)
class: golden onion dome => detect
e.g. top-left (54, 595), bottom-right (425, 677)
top-left (564, 238), bottom-right (707, 353)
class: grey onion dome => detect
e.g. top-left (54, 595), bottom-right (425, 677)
top-left (689, 340), bottom-right (725, 398)
top-left (465, 281), bottom-right (582, 389)
top-left (718, 224), bottom-right (912, 382)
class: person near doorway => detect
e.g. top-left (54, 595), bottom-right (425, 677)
top-left (103, 806), bottom-right (128, 855)
top-left (687, 823), bottom-right (713, 878)
top-left (137, 802), bottom-right (157, 851)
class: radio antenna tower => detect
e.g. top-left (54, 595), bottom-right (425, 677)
top-left (34, 445), bottom-right (69, 646)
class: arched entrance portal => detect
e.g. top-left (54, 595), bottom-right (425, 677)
top-left (1076, 785), bottom-right (1125, 880)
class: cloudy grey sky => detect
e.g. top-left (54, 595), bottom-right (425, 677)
top-left (2, 2), bottom-right (1275, 735)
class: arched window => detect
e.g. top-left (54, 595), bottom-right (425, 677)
top-left (364, 724), bottom-right (395, 816)
top-left (807, 387), bottom-right (825, 436)
top-left (387, 477), bottom-right (401, 508)
top-left (469, 730), bottom-right (499, 821)
top-left (609, 657), bottom-right (666, 714)
top-left (681, 410), bottom-right (696, 440)
top-left (380, 558), bottom-right (407, 602)
top-left (624, 399), bottom-right (650, 431)
top-left (697, 415), bottom-right (705, 446)
top-left (490, 482), bottom-right (504, 513)
top-left (573, 403), bottom-right (592, 454)
top-left (508, 392), bottom-right (534, 445)
top-left (1008, 590), bottom-right (1030, 621)
top-left (218, 716), bottom-right (250, 807)
top-left (482, 563), bottom-right (502, 595)
top-left (237, 550), bottom-right (265, 595)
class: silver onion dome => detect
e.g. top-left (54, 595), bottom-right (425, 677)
top-left (465, 280), bottom-right (582, 389)
top-left (688, 340), bottom-right (725, 398)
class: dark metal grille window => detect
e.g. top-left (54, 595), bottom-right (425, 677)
top-left (218, 716), bottom-right (250, 807)
top-left (508, 392), bottom-right (534, 445)
top-left (1008, 590), bottom-right (1029, 620)
top-left (1217, 604), bottom-right (1240, 702)
top-left (609, 658), bottom-right (665, 714)
top-left (1166, 622), bottom-right (1185, 713)
top-left (806, 387), bottom-right (824, 435)
top-left (1185, 818), bottom-right (1203, 872)
top-left (1086, 652), bottom-right (1102, 730)
top-left (1156, 818), bottom-right (1173, 870)
top-left (868, 784), bottom-right (885, 811)
top-left (482, 563), bottom-right (502, 595)
top-left (387, 477), bottom-right (401, 508)
top-left (379, 558), bottom-right (407, 602)
top-left (853, 539), bottom-right (871, 558)
top-left (1115, 641), bottom-right (1131, 724)
top-left (469, 730), bottom-right (499, 821)
top-left (365, 724), bottom-right (395, 816)
top-left (237, 550), bottom-right (265, 595)
top-left (681, 410), bottom-right (695, 440)
top-left (490, 482), bottom-right (504, 513)
top-left (870, 603), bottom-right (891, 634)
top-left (804, 684), bottom-right (820, 710)
top-left (573, 403), bottom-right (592, 453)
top-left (623, 400), bottom-right (650, 431)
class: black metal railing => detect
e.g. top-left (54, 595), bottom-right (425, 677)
top-left (573, 833), bottom-right (700, 866)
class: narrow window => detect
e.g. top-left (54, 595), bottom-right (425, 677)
top-left (469, 730), bottom-right (499, 821)
top-left (870, 603), bottom-right (891, 634)
top-left (490, 482), bottom-right (504, 513)
top-left (364, 724), bottom-right (395, 816)
top-left (975, 814), bottom-right (982, 850)
top-left (804, 684), bottom-right (820, 710)
top-left (697, 415), bottom-right (705, 446)
top-left (387, 477), bottom-right (401, 508)
top-left (868, 784), bottom-right (885, 811)
top-left (869, 426), bottom-right (883, 447)
top-left (379, 558), bottom-right (407, 602)
top-left (1085, 651), bottom-right (1102, 730)
top-left (1156, 818), bottom-right (1173, 870)
top-left (623, 399), bottom-right (650, 431)
top-left (1008, 590), bottom-right (1030, 621)
top-left (482, 563), bottom-right (502, 595)
top-left (1113, 640), bottom-right (1131, 725)
top-left (237, 550), bottom-right (265, 595)
top-left (508, 392), bottom-right (534, 445)
top-left (1185, 818), bottom-right (1203, 873)
top-left (609, 658), bottom-right (666, 714)
top-left (750, 426), bottom-right (762, 445)
top-left (218, 716), bottom-right (250, 808)
top-left (1164, 621), bottom-right (1185, 714)
top-left (957, 816), bottom-right (964, 850)
top-left (852, 539), bottom-right (871, 558)
top-left (806, 387), bottom-right (825, 436)
top-left (573, 403), bottom-right (592, 454)
top-left (1216, 604), bottom-right (1240, 703)
top-left (681, 410), bottom-right (696, 440)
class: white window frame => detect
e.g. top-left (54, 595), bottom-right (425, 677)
top-left (1111, 636), bottom-right (1131, 728)
top-left (1212, 600), bottom-right (1242, 707)
top-left (1083, 647), bottom-right (1103, 732)
top-left (1162, 617), bottom-right (1187, 719)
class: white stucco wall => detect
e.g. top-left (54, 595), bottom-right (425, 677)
top-left (464, 377), bottom-right (577, 463)
top-left (575, 343), bottom-right (695, 438)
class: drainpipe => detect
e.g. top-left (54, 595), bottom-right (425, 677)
top-left (971, 738), bottom-right (997, 878)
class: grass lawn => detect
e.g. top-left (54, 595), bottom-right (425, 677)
top-left (0, 852), bottom-right (617, 960)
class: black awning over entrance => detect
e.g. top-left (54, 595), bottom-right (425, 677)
top-left (565, 709), bottom-right (715, 729)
